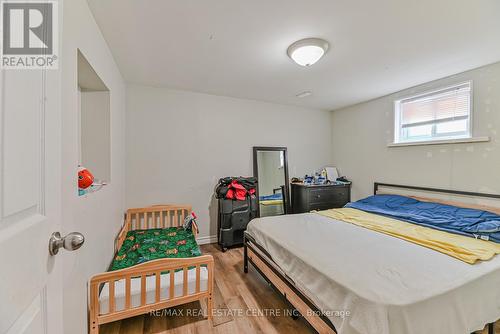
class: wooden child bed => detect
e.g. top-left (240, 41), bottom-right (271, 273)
top-left (89, 205), bottom-right (214, 334)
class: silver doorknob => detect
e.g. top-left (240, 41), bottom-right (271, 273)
top-left (49, 232), bottom-right (85, 256)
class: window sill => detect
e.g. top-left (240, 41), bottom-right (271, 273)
top-left (78, 182), bottom-right (108, 196)
top-left (388, 136), bottom-right (490, 147)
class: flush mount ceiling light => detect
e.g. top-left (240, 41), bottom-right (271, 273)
top-left (287, 38), bottom-right (329, 67)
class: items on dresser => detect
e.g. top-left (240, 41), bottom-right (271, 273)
top-left (304, 169), bottom-right (327, 185)
top-left (303, 167), bottom-right (345, 185)
top-left (325, 166), bottom-right (339, 182)
top-left (291, 183), bottom-right (351, 213)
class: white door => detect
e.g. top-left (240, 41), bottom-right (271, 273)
top-left (0, 5), bottom-right (66, 334)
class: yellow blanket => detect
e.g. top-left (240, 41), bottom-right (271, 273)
top-left (316, 208), bottom-right (500, 264)
top-left (260, 199), bottom-right (283, 206)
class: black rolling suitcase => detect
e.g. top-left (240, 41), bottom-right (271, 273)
top-left (217, 196), bottom-right (258, 251)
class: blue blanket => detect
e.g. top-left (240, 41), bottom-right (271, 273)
top-left (346, 195), bottom-right (500, 243)
top-left (259, 193), bottom-right (283, 201)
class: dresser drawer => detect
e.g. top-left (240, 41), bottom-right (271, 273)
top-left (331, 188), bottom-right (349, 205)
top-left (291, 183), bottom-right (352, 214)
top-left (308, 188), bottom-right (336, 205)
top-left (309, 188), bottom-right (349, 205)
top-left (309, 202), bottom-right (337, 211)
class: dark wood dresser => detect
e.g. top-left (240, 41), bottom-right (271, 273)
top-left (291, 183), bottom-right (351, 213)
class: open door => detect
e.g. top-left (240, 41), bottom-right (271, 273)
top-left (0, 59), bottom-right (68, 334)
top-left (0, 57), bottom-right (65, 333)
top-left (0, 2), bottom-right (69, 332)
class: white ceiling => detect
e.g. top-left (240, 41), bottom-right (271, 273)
top-left (87, 0), bottom-right (500, 111)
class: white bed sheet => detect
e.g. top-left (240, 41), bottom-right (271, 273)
top-left (99, 267), bottom-right (208, 314)
top-left (246, 213), bottom-right (500, 334)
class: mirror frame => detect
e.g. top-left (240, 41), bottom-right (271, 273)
top-left (253, 146), bottom-right (290, 216)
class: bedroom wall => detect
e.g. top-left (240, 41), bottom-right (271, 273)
top-left (331, 61), bottom-right (500, 201)
top-left (80, 91), bottom-right (111, 182)
top-left (126, 84), bottom-right (332, 241)
top-left (61, 1), bottom-right (126, 333)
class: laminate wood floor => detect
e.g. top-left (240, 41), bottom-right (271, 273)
top-left (100, 244), bottom-right (312, 334)
top-left (100, 244), bottom-right (499, 334)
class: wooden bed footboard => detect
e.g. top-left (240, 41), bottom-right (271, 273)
top-left (90, 205), bottom-right (212, 334)
top-left (89, 255), bottom-right (214, 334)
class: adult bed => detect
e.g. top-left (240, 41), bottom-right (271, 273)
top-left (244, 183), bottom-right (500, 334)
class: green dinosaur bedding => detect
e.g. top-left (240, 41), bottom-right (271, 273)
top-left (109, 227), bottom-right (202, 271)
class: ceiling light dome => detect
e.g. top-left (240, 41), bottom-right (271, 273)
top-left (287, 38), bottom-right (329, 67)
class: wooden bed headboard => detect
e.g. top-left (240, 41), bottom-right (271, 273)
top-left (115, 205), bottom-right (193, 253)
top-left (373, 182), bottom-right (500, 215)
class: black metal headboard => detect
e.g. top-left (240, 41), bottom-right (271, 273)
top-left (373, 182), bottom-right (500, 200)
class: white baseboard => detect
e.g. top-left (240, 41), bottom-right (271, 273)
top-left (197, 235), bottom-right (217, 245)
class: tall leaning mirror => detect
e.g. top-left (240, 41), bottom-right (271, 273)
top-left (253, 147), bottom-right (290, 217)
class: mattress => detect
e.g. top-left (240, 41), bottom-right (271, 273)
top-left (109, 227), bottom-right (202, 271)
top-left (246, 213), bottom-right (500, 334)
top-left (99, 267), bottom-right (209, 314)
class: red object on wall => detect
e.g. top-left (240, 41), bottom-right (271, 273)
top-left (78, 167), bottom-right (94, 189)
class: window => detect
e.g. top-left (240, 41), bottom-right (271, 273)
top-left (394, 82), bottom-right (472, 144)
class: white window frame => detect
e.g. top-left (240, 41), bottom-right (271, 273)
top-left (393, 81), bottom-right (474, 145)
